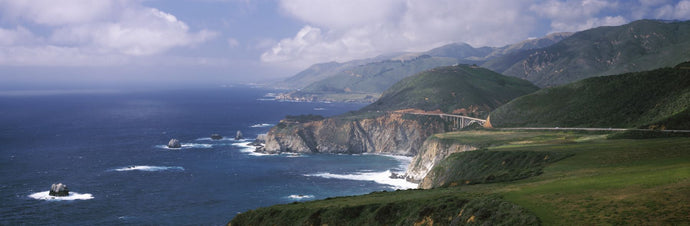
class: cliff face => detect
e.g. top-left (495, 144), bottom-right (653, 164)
top-left (264, 113), bottom-right (448, 156)
top-left (404, 137), bottom-right (476, 183)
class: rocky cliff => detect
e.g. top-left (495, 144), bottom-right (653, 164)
top-left (404, 136), bottom-right (476, 183)
top-left (264, 113), bottom-right (449, 156)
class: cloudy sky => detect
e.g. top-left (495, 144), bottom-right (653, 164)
top-left (1, 0), bottom-right (689, 90)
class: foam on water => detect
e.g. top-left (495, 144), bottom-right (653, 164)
top-left (250, 123), bottom-right (273, 128)
top-left (305, 170), bottom-right (418, 190)
top-left (313, 108), bottom-right (326, 111)
top-left (232, 142), bottom-right (274, 156)
top-left (367, 154), bottom-right (414, 170)
top-left (196, 137), bottom-right (241, 141)
top-left (282, 153), bottom-right (303, 158)
top-left (29, 191), bottom-right (94, 201)
top-left (111, 165), bottom-right (185, 172)
top-left (287, 194), bottom-right (315, 200)
top-left (155, 143), bottom-right (213, 150)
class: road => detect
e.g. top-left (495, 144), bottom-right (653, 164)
top-left (497, 127), bottom-right (690, 133)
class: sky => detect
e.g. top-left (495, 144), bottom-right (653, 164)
top-left (0, 0), bottom-right (689, 90)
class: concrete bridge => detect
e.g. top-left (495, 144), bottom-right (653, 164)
top-left (404, 112), bottom-right (487, 131)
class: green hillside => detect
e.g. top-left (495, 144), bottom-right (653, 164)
top-left (424, 42), bottom-right (492, 63)
top-left (276, 61), bottom-right (343, 89)
top-left (487, 19), bottom-right (690, 87)
top-left (294, 55), bottom-right (458, 94)
top-left (275, 33), bottom-right (569, 102)
top-left (360, 64), bottom-right (539, 118)
top-left (230, 130), bottom-right (690, 225)
top-left (488, 63), bottom-right (690, 129)
top-left (482, 32), bottom-right (572, 59)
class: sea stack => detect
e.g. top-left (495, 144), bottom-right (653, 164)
top-left (211, 134), bottom-right (223, 140)
top-left (235, 130), bottom-right (243, 140)
top-left (167, 139), bottom-right (181, 148)
top-left (49, 183), bottom-right (69, 197)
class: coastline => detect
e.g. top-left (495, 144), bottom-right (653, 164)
top-left (250, 135), bottom-right (419, 190)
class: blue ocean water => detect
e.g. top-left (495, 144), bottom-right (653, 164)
top-left (0, 87), bottom-right (416, 225)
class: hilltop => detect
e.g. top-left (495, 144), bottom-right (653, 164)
top-left (361, 64), bottom-right (539, 118)
top-left (283, 55), bottom-right (458, 102)
top-left (488, 62), bottom-right (690, 129)
top-left (487, 19), bottom-right (690, 87)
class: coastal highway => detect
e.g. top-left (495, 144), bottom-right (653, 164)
top-left (399, 111), bottom-right (690, 133)
top-left (496, 127), bottom-right (690, 133)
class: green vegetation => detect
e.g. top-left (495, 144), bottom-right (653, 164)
top-left (229, 191), bottom-right (539, 226)
top-left (276, 114), bottom-right (325, 129)
top-left (361, 64), bottom-right (539, 118)
top-left (424, 150), bottom-right (573, 188)
top-left (489, 63), bottom-right (690, 129)
top-left (487, 20), bottom-right (690, 87)
top-left (284, 114), bottom-right (325, 123)
top-left (295, 55), bottom-right (458, 93)
top-left (229, 130), bottom-right (690, 225)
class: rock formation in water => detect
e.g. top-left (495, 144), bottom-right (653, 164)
top-left (263, 113), bottom-right (448, 156)
top-left (404, 137), bottom-right (477, 183)
top-left (211, 134), bottom-right (223, 140)
top-left (248, 134), bottom-right (267, 152)
top-left (167, 139), bottom-right (181, 148)
top-left (49, 183), bottom-right (69, 196)
top-left (235, 130), bottom-right (243, 140)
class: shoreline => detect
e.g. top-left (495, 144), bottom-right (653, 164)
top-left (249, 135), bottom-right (419, 190)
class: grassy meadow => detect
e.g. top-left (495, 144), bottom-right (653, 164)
top-left (230, 129), bottom-right (690, 225)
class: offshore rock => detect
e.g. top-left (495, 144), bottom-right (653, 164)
top-left (167, 139), bottom-right (181, 148)
top-left (263, 112), bottom-right (448, 156)
top-left (210, 134), bottom-right (223, 140)
top-left (49, 183), bottom-right (69, 196)
top-left (404, 137), bottom-right (476, 184)
top-left (254, 134), bottom-right (267, 143)
top-left (235, 130), bottom-right (243, 140)
top-left (249, 134), bottom-right (266, 153)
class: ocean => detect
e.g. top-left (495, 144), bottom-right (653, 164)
top-left (0, 87), bottom-right (417, 225)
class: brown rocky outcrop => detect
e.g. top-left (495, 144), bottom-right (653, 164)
top-left (405, 137), bottom-right (476, 183)
top-left (49, 183), bottom-right (69, 196)
top-left (263, 113), bottom-right (448, 156)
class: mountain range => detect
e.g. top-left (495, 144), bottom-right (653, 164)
top-left (491, 19), bottom-right (690, 87)
top-left (274, 20), bottom-right (690, 102)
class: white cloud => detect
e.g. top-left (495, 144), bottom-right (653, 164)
top-left (264, 0), bottom-right (690, 69)
top-left (227, 38), bottom-right (240, 48)
top-left (530, 0), bottom-right (626, 32)
top-left (0, 0), bottom-right (217, 66)
top-left (279, 0), bottom-right (404, 29)
top-left (549, 15), bottom-right (628, 32)
top-left (261, 25), bottom-right (352, 68)
top-left (0, 26), bottom-right (40, 46)
top-left (0, 0), bottom-right (118, 25)
top-left (264, 0), bottom-right (536, 69)
top-left (670, 0), bottom-right (690, 19)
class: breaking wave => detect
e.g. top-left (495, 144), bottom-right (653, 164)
top-left (156, 143), bottom-right (213, 149)
top-left (111, 165), bottom-right (185, 172)
top-left (250, 123), bottom-right (273, 128)
top-left (29, 191), bottom-right (94, 201)
top-left (232, 142), bottom-right (273, 156)
top-left (305, 170), bottom-right (418, 190)
top-left (196, 137), bottom-right (240, 141)
top-left (287, 194), bottom-right (315, 200)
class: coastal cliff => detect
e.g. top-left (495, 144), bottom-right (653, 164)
top-left (404, 137), bottom-right (476, 183)
top-left (264, 113), bottom-right (449, 156)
